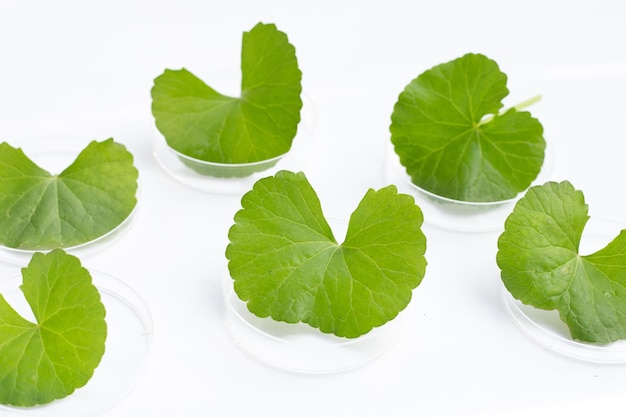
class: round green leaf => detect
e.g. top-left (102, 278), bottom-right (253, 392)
top-left (0, 249), bottom-right (107, 406)
top-left (0, 139), bottom-right (138, 250)
top-left (497, 181), bottom-right (626, 343)
top-left (226, 170), bottom-right (427, 338)
top-left (151, 22), bottom-right (302, 172)
top-left (390, 52), bottom-right (545, 202)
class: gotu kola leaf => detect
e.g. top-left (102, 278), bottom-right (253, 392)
top-left (0, 249), bottom-right (106, 406)
top-left (390, 52), bottom-right (545, 202)
top-left (226, 170), bottom-right (427, 338)
top-left (151, 22), bottom-right (302, 177)
top-left (0, 138), bottom-right (138, 250)
top-left (497, 181), bottom-right (626, 343)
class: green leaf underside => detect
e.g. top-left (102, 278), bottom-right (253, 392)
top-left (226, 170), bottom-right (427, 338)
top-left (0, 139), bottom-right (138, 250)
top-left (497, 181), bottom-right (626, 343)
top-left (151, 22), bottom-right (303, 166)
top-left (0, 249), bottom-right (106, 406)
top-left (390, 52), bottom-right (545, 202)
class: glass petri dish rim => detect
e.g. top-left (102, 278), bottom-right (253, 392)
top-left (222, 269), bottom-right (406, 375)
top-left (386, 140), bottom-right (556, 207)
top-left (224, 285), bottom-right (399, 351)
top-left (501, 217), bottom-right (626, 364)
top-left (0, 269), bottom-right (153, 415)
top-left (384, 141), bottom-right (555, 233)
top-left (152, 92), bottom-right (317, 194)
top-left (0, 140), bottom-right (140, 265)
top-left (0, 204), bottom-right (138, 265)
top-left (163, 142), bottom-right (288, 171)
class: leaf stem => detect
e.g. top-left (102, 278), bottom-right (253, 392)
top-left (478, 94), bottom-right (542, 126)
top-left (510, 94), bottom-right (542, 112)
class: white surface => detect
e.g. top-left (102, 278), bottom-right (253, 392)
top-left (1, 1), bottom-right (625, 416)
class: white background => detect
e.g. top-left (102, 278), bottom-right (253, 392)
top-left (1, 0), bottom-right (626, 416)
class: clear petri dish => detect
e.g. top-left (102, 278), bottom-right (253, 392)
top-left (153, 93), bottom-right (317, 194)
top-left (0, 269), bottom-right (153, 415)
top-left (502, 217), bottom-right (626, 363)
top-left (0, 210), bottom-right (137, 266)
top-left (0, 137), bottom-right (139, 265)
top-left (384, 142), bottom-right (555, 233)
top-left (222, 270), bottom-right (406, 374)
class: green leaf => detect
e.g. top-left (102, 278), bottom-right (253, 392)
top-left (497, 181), bottom-right (626, 343)
top-left (390, 52), bottom-right (545, 202)
top-left (0, 139), bottom-right (138, 250)
top-left (151, 22), bottom-right (302, 177)
top-left (226, 170), bottom-right (427, 338)
top-left (0, 249), bottom-right (106, 406)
